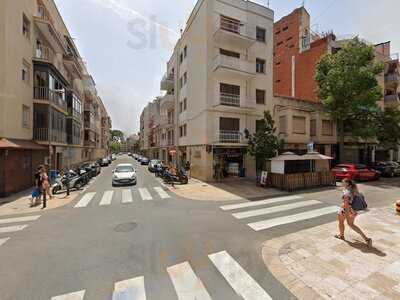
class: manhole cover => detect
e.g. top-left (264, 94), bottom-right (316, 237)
top-left (114, 222), bottom-right (138, 232)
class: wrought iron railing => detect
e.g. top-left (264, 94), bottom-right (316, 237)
top-left (220, 93), bottom-right (240, 106)
top-left (216, 130), bottom-right (243, 143)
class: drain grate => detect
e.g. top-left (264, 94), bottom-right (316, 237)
top-left (114, 222), bottom-right (138, 232)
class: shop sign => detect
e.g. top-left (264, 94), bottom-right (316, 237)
top-left (260, 171), bottom-right (268, 186)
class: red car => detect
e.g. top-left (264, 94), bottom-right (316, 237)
top-left (332, 164), bottom-right (381, 181)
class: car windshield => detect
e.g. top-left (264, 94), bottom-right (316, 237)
top-left (115, 166), bottom-right (134, 173)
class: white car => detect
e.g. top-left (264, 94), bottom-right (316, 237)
top-left (112, 163), bottom-right (137, 186)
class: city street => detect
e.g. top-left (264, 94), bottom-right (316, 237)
top-left (1, 155), bottom-right (399, 299)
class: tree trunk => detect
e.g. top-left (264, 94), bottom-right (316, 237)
top-left (338, 119), bottom-right (345, 163)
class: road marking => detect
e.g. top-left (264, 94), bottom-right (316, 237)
top-left (248, 206), bottom-right (340, 231)
top-left (208, 251), bottom-right (272, 300)
top-left (167, 261), bottom-right (212, 300)
top-left (51, 290), bottom-right (85, 300)
top-left (122, 189), bottom-right (133, 203)
top-left (220, 195), bottom-right (303, 211)
top-left (99, 191), bottom-right (114, 206)
top-left (139, 188), bottom-right (153, 201)
top-left (0, 237), bottom-right (10, 247)
top-left (74, 192), bottom-right (96, 208)
top-left (154, 187), bottom-right (170, 199)
top-left (0, 225), bottom-right (28, 234)
top-left (232, 200), bottom-right (322, 219)
top-left (0, 215), bottom-right (41, 224)
top-left (112, 276), bottom-right (146, 300)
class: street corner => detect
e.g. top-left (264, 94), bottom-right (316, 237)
top-left (261, 206), bottom-right (400, 299)
top-left (0, 191), bottom-right (79, 217)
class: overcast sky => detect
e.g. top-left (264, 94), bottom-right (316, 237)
top-left (54, 0), bottom-right (400, 135)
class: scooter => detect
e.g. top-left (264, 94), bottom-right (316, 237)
top-left (52, 170), bottom-right (86, 194)
top-left (162, 168), bottom-right (189, 185)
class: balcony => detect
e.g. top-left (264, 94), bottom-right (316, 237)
top-left (384, 94), bottom-right (400, 108)
top-left (215, 93), bottom-right (256, 110)
top-left (84, 140), bottom-right (96, 148)
top-left (33, 87), bottom-right (67, 112)
top-left (212, 55), bottom-right (255, 79)
top-left (33, 5), bottom-right (66, 53)
top-left (160, 93), bottom-right (174, 109)
top-left (385, 73), bottom-right (399, 88)
top-left (160, 115), bottom-right (174, 127)
top-left (215, 130), bottom-right (244, 144)
top-left (213, 15), bottom-right (255, 48)
top-left (34, 128), bottom-right (67, 144)
top-left (33, 46), bottom-right (55, 64)
top-left (68, 107), bottom-right (82, 122)
top-left (160, 139), bottom-right (174, 147)
top-left (64, 52), bottom-right (83, 79)
top-left (160, 73), bottom-right (175, 91)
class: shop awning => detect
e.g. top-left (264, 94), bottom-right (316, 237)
top-left (302, 152), bottom-right (333, 160)
top-left (270, 152), bottom-right (303, 161)
top-left (0, 138), bottom-right (47, 150)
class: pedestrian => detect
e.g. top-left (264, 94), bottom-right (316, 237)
top-left (31, 165), bottom-right (43, 207)
top-left (185, 161), bottom-right (191, 178)
top-left (335, 178), bottom-right (372, 248)
top-left (41, 167), bottom-right (53, 209)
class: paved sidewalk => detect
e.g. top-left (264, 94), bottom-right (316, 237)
top-left (262, 206), bottom-right (400, 299)
top-left (0, 189), bottom-right (78, 217)
top-left (165, 178), bottom-right (287, 201)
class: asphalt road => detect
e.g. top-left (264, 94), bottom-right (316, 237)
top-left (1, 155), bottom-right (399, 300)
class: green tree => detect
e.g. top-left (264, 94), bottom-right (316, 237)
top-left (315, 37), bottom-right (384, 162)
top-left (375, 108), bottom-right (400, 150)
top-left (109, 141), bottom-right (121, 153)
top-left (110, 129), bottom-right (124, 142)
top-left (244, 111), bottom-right (282, 180)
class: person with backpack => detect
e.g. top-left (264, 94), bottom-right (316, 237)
top-left (335, 178), bottom-right (372, 248)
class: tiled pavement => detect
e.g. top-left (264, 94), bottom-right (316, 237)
top-left (262, 206), bottom-right (400, 299)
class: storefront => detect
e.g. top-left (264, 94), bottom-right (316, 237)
top-left (213, 147), bottom-right (246, 179)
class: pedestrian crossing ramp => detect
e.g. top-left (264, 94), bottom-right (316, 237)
top-left (0, 215), bottom-right (41, 248)
top-left (73, 187), bottom-right (171, 208)
top-left (220, 195), bottom-right (339, 231)
top-left (51, 250), bottom-right (272, 300)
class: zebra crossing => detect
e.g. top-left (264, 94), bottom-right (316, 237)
top-left (73, 187), bottom-right (171, 208)
top-left (0, 215), bottom-right (41, 248)
top-left (50, 250), bottom-right (273, 300)
top-left (220, 195), bottom-right (339, 232)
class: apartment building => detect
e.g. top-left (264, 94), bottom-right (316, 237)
top-left (273, 6), bottom-right (400, 163)
top-left (140, 0), bottom-right (274, 181)
top-left (0, 0), bottom-right (111, 196)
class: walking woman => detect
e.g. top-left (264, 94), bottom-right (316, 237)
top-left (41, 167), bottom-right (53, 209)
top-left (335, 178), bottom-right (372, 248)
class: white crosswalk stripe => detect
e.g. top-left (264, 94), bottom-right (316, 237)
top-left (51, 290), bottom-right (85, 300)
top-left (220, 195), bottom-right (303, 211)
top-left (112, 276), bottom-right (146, 300)
top-left (232, 200), bottom-right (322, 219)
top-left (209, 250), bottom-right (272, 300)
top-left (74, 192), bottom-right (96, 208)
top-left (248, 206), bottom-right (340, 231)
top-left (154, 187), bottom-right (170, 199)
top-left (139, 188), bottom-right (153, 201)
top-left (0, 215), bottom-right (41, 224)
top-left (167, 261), bottom-right (212, 300)
top-left (0, 224), bottom-right (28, 234)
top-left (99, 191), bottom-right (114, 206)
top-left (0, 237), bottom-right (10, 247)
top-left (121, 189), bottom-right (133, 203)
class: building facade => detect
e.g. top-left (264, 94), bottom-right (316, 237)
top-left (0, 0), bottom-right (111, 196)
top-left (140, 0), bottom-right (275, 181)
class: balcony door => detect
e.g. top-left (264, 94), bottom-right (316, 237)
top-left (220, 83), bottom-right (240, 106)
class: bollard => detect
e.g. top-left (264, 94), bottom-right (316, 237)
top-left (396, 200), bottom-right (400, 215)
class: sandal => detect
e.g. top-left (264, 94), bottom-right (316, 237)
top-left (334, 234), bottom-right (345, 240)
top-left (366, 238), bottom-right (372, 249)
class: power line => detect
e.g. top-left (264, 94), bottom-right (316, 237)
top-left (311, 0), bottom-right (337, 25)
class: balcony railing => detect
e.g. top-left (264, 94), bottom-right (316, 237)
top-left (161, 73), bottom-right (175, 91)
top-left (68, 107), bottom-right (82, 120)
top-left (213, 15), bottom-right (255, 46)
top-left (385, 73), bottom-right (399, 84)
top-left (216, 130), bottom-right (243, 144)
top-left (33, 87), bottom-right (67, 111)
top-left (34, 128), bottom-right (67, 144)
top-left (220, 93), bottom-right (240, 106)
top-left (385, 94), bottom-right (399, 102)
top-left (34, 46), bottom-right (54, 62)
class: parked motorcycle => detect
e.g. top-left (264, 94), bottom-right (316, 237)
top-left (52, 170), bottom-right (86, 194)
top-left (162, 168), bottom-right (188, 185)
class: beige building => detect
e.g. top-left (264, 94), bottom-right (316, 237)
top-left (140, 0), bottom-right (275, 181)
top-left (0, 0), bottom-right (111, 196)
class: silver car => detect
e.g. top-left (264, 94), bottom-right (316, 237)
top-left (112, 164), bottom-right (137, 186)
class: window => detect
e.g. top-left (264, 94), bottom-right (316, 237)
top-left (220, 48), bottom-right (240, 58)
top-left (256, 58), bottom-right (266, 74)
top-left (180, 53), bottom-right (183, 64)
top-left (293, 116), bottom-right (306, 134)
top-left (220, 83), bottom-right (240, 106)
top-left (183, 98), bottom-right (187, 111)
top-left (286, 37), bottom-right (293, 41)
top-left (22, 105), bottom-right (30, 128)
top-left (256, 89), bottom-right (266, 105)
top-left (275, 61), bottom-right (281, 66)
top-left (22, 61), bottom-right (30, 83)
top-left (283, 26), bottom-right (289, 31)
top-left (179, 124), bottom-right (187, 137)
top-left (179, 102), bottom-right (183, 113)
top-left (183, 72), bottom-right (187, 85)
top-left (310, 119), bottom-right (317, 136)
top-left (275, 30), bottom-right (281, 35)
top-left (22, 14), bottom-right (30, 39)
top-left (220, 117), bottom-right (239, 131)
top-left (184, 46), bottom-right (187, 58)
top-left (183, 124), bottom-right (187, 136)
top-left (279, 116), bottom-right (287, 134)
top-left (256, 27), bottom-right (266, 43)
top-left (276, 41), bottom-right (283, 46)
top-left (322, 120), bottom-right (334, 136)
top-left (179, 77), bottom-right (183, 89)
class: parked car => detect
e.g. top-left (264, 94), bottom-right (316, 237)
top-left (91, 162), bottom-right (101, 176)
top-left (81, 163), bottom-right (97, 178)
top-left (100, 158), bottom-right (109, 167)
top-left (140, 157), bottom-right (150, 165)
top-left (148, 159), bottom-right (161, 172)
top-left (111, 154), bottom-right (117, 161)
top-left (332, 164), bottom-right (380, 181)
top-left (112, 163), bottom-right (137, 186)
top-left (107, 156), bottom-right (112, 164)
top-left (137, 155), bottom-right (143, 162)
top-left (128, 152), bottom-right (132, 157)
